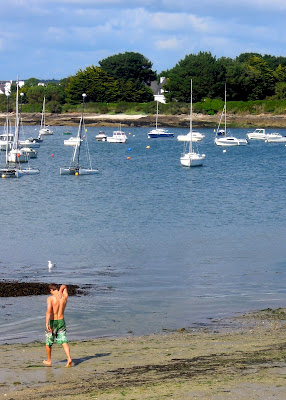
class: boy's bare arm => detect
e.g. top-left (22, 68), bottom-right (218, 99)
top-left (46, 298), bottom-right (52, 331)
top-left (59, 284), bottom-right (68, 298)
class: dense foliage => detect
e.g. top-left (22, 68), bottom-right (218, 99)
top-left (99, 52), bottom-right (157, 85)
top-left (65, 65), bottom-right (154, 104)
top-left (2, 51), bottom-right (286, 114)
top-left (162, 52), bottom-right (286, 102)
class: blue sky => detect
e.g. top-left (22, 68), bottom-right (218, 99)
top-left (1, 0), bottom-right (286, 80)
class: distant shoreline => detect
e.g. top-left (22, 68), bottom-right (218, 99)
top-left (1, 112), bottom-right (286, 128)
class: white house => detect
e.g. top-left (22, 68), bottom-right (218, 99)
top-left (150, 77), bottom-right (167, 103)
top-left (0, 80), bottom-right (12, 95)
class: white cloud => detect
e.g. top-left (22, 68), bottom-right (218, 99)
top-left (155, 37), bottom-right (182, 50)
top-left (0, 0), bottom-right (285, 79)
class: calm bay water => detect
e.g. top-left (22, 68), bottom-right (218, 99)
top-left (0, 125), bottom-right (286, 343)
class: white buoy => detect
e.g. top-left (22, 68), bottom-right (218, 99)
top-left (223, 149), bottom-right (226, 153)
top-left (48, 260), bottom-right (55, 271)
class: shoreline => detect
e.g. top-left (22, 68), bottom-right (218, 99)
top-left (1, 308), bottom-right (285, 399)
top-left (1, 112), bottom-right (286, 128)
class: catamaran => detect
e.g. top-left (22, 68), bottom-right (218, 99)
top-left (60, 93), bottom-right (98, 175)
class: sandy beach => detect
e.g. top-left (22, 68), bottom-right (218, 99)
top-left (1, 112), bottom-right (286, 128)
top-left (1, 308), bottom-right (285, 400)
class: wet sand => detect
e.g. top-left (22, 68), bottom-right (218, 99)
top-left (1, 112), bottom-right (286, 128)
top-left (1, 308), bottom-right (285, 399)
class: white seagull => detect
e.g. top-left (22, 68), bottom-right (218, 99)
top-left (48, 260), bottom-right (56, 271)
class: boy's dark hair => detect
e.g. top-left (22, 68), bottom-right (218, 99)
top-left (49, 283), bottom-right (59, 291)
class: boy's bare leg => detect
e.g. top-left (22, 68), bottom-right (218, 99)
top-left (62, 343), bottom-right (72, 367)
top-left (43, 345), bottom-right (52, 366)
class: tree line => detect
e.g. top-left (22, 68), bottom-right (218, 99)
top-left (1, 51), bottom-right (286, 114)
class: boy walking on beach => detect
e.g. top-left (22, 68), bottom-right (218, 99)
top-left (43, 283), bottom-right (72, 367)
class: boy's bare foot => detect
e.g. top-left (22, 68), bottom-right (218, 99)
top-left (43, 360), bottom-right (52, 366)
top-left (65, 360), bottom-right (72, 367)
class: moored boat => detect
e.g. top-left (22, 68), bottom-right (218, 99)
top-left (177, 131), bottom-right (205, 142)
top-left (147, 101), bottom-right (174, 138)
top-left (60, 93), bottom-right (98, 176)
top-left (95, 131), bottom-right (107, 141)
top-left (215, 86), bottom-right (248, 146)
top-left (106, 129), bottom-right (127, 143)
top-left (180, 80), bottom-right (205, 167)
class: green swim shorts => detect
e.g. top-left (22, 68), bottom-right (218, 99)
top-left (45, 319), bottom-right (68, 347)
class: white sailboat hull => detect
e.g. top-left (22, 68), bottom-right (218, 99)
top-left (0, 168), bottom-right (21, 178)
top-left (148, 128), bottom-right (174, 138)
top-left (79, 168), bottom-right (99, 175)
top-left (39, 128), bottom-right (53, 135)
top-left (19, 140), bottom-right (40, 148)
top-left (177, 131), bottom-right (205, 142)
top-left (17, 168), bottom-right (40, 175)
top-left (214, 136), bottom-right (248, 146)
top-left (60, 167), bottom-right (99, 175)
top-left (180, 152), bottom-right (205, 167)
top-left (64, 137), bottom-right (83, 146)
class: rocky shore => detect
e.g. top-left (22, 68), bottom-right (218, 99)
top-left (1, 308), bottom-right (285, 399)
top-left (0, 281), bottom-right (81, 297)
top-left (1, 112), bottom-right (286, 128)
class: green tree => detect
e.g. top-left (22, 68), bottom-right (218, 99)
top-left (275, 64), bottom-right (286, 82)
top-left (274, 82), bottom-right (286, 99)
top-left (66, 65), bottom-right (153, 103)
top-left (262, 54), bottom-right (286, 70)
top-left (24, 77), bottom-right (40, 87)
top-left (236, 52), bottom-right (262, 64)
top-left (99, 52), bottom-right (157, 84)
top-left (163, 52), bottom-right (218, 102)
top-left (246, 56), bottom-right (276, 100)
top-left (24, 85), bottom-right (45, 104)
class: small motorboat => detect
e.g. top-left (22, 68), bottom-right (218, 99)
top-left (95, 131), bottom-right (107, 141)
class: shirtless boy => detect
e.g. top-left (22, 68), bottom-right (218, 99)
top-left (43, 283), bottom-right (72, 367)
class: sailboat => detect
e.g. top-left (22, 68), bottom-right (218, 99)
top-left (214, 86), bottom-right (248, 146)
top-left (60, 93), bottom-right (98, 175)
top-left (5, 82), bottom-right (40, 176)
top-left (180, 80), bottom-right (205, 167)
top-left (39, 97), bottom-right (53, 135)
top-left (0, 112), bottom-right (20, 178)
top-left (0, 95), bottom-right (14, 151)
top-left (0, 92), bottom-right (22, 178)
top-left (147, 100), bottom-right (174, 138)
top-left (7, 82), bottom-right (28, 163)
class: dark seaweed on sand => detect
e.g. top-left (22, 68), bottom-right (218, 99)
top-left (0, 281), bottom-right (81, 297)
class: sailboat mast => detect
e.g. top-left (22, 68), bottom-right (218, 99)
top-left (5, 95), bottom-right (10, 164)
top-left (13, 79), bottom-right (19, 150)
top-left (155, 100), bottom-right (158, 130)
top-left (73, 93), bottom-right (86, 165)
top-left (224, 84), bottom-right (226, 135)
top-left (190, 79), bottom-right (193, 153)
top-left (43, 97), bottom-right (45, 128)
